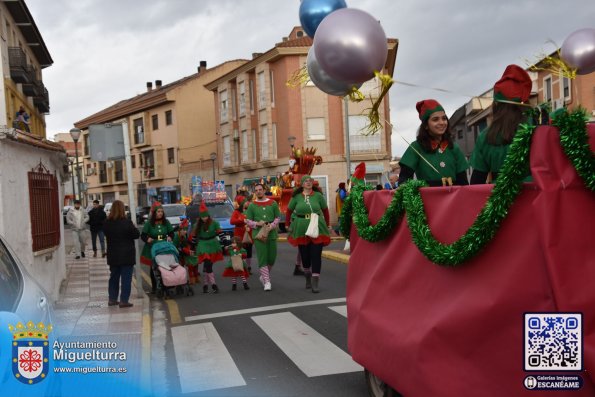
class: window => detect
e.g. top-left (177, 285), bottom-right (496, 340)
top-left (562, 77), bottom-right (571, 100)
top-left (349, 115), bottom-right (381, 153)
top-left (223, 136), bottom-right (231, 166)
top-left (272, 123), bottom-right (277, 158)
top-left (239, 82), bottom-right (246, 116)
top-left (251, 129), bottom-right (257, 161)
top-left (219, 89), bottom-right (228, 123)
top-left (311, 175), bottom-right (328, 200)
top-left (249, 80), bottom-right (255, 113)
top-left (168, 148), bottom-right (175, 164)
top-left (260, 125), bottom-right (269, 160)
top-left (0, 239), bottom-right (23, 311)
top-left (133, 118), bottom-right (144, 144)
top-left (258, 72), bottom-right (266, 109)
top-left (307, 117), bottom-right (325, 140)
top-left (233, 137), bottom-right (240, 165)
top-left (359, 76), bottom-right (379, 96)
top-left (241, 130), bottom-right (248, 163)
top-left (457, 129), bottom-right (463, 139)
top-left (152, 114), bottom-right (159, 130)
top-left (99, 162), bottom-right (108, 184)
top-left (144, 151), bottom-right (155, 178)
top-left (544, 76), bottom-right (552, 103)
top-left (83, 134), bottom-right (89, 156)
top-left (114, 161), bottom-right (124, 182)
top-left (131, 154), bottom-right (136, 168)
top-left (28, 163), bottom-right (60, 251)
top-left (270, 70), bottom-right (275, 106)
top-left (165, 110), bottom-right (173, 125)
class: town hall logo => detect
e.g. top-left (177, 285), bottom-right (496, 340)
top-left (8, 321), bottom-right (53, 385)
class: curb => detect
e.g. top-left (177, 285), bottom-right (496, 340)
top-left (322, 250), bottom-right (350, 264)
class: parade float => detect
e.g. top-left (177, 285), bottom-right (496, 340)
top-left (341, 112), bottom-right (595, 396)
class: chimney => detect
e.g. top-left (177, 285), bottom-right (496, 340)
top-left (199, 60), bottom-right (207, 73)
top-left (155, 80), bottom-right (162, 89)
top-left (252, 52), bottom-right (262, 59)
top-left (146, 82), bottom-right (153, 92)
top-left (282, 37), bottom-right (288, 42)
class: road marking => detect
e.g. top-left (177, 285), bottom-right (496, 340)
top-left (252, 312), bottom-right (362, 377)
top-left (172, 322), bottom-right (246, 393)
top-left (165, 299), bottom-right (182, 324)
top-left (185, 297), bottom-right (346, 322)
top-left (329, 305), bottom-right (347, 317)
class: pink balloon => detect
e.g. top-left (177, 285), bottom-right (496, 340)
top-left (561, 28), bottom-right (595, 75)
top-left (313, 8), bottom-right (387, 84)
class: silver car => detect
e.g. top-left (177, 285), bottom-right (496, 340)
top-left (162, 203), bottom-right (186, 228)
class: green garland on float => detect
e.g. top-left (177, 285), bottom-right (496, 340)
top-left (553, 108), bottom-right (595, 191)
top-left (340, 108), bottom-right (593, 266)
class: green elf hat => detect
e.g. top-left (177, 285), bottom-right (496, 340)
top-left (301, 175), bottom-right (314, 184)
top-left (493, 64), bottom-right (532, 104)
top-left (416, 99), bottom-right (445, 121)
top-left (199, 201), bottom-right (210, 217)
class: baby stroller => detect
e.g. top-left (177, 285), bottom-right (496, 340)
top-left (151, 241), bottom-right (194, 298)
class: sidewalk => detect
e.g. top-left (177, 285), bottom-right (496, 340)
top-left (52, 229), bottom-right (151, 395)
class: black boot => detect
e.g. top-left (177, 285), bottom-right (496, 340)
top-left (232, 284), bottom-right (237, 291)
top-left (293, 265), bottom-right (305, 276)
top-left (311, 276), bottom-right (319, 293)
top-left (305, 273), bottom-right (312, 289)
top-left (203, 285), bottom-right (208, 293)
top-left (212, 284), bottom-right (219, 294)
top-left (81, 251), bottom-right (85, 258)
top-left (243, 282), bottom-right (250, 290)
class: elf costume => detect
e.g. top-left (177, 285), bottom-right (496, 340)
top-left (222, 246), bottom-right (250, 290)
top-left (140, 202), bottom-right (174, 266)
top-left (174, 218), bottom-right (199, 284)
top-left (192, 202), bottom-right (223, 293)
top-left (399, 99), bottom-right (469, 186)
top-left (286, 184), bottom-right (331, 247)
top-left (230, 195), bottom-right (253, 273)
top-left (470, 65), bottom-right (533, 183)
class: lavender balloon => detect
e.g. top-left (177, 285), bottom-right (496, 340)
top-left (299, 0), bottom-right (347, 38)
top-left (307, 47), bottom-right (361, 96)
top-left (314, 8), bottom-right (387, 84)
top-left (561, 28), bottom-right (595, 75)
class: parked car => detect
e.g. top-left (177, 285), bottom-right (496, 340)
top-left (185, 199), bottom-right (235, 246)
top-left (135, 206), bottom-right (150, 225)
top-left (162, 204), bottom-right (186, 228)
top-left (62, 205), bottom-right (73, 225)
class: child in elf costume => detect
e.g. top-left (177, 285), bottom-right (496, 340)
top-left (173, 217), bottom-right (200, 285)
top-left (222, 237), bottom-right (250, 290)
top-left (191, 202), bottom-right (224, 293)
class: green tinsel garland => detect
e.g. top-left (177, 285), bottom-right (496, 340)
top-left (552, 108), bottom-right (595, 191)
top-left (341, 109), bottom-right (593, 265)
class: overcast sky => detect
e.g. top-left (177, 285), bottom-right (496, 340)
top-left (27, 0), bottom-right (594, 156)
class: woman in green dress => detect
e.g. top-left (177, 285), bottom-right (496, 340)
top-left (398, 99), bottom-right (469, 186)
top-left (286, 175), bottom-right (331, 293)
top-left (140, 202), bottom-right (174, 294)
top-left (470, 64), bottom-right (533, 184)
top-left (191, 201), bottom-right (224, 293)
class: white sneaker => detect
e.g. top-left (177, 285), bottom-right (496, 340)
top-left (264, 282), bottom-right (272, 291)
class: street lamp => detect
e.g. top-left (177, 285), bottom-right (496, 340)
top-left (69, 128), bottom-right (82, 201)
top-left (210, 152), bottom-right (217, 183)
top-left (69, 158), bottom-right (76, 204)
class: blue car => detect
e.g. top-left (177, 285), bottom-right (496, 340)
top-left (186, 200), bottom-right (235, 247)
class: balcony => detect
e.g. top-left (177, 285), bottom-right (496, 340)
top-left (33, 83), bottom-right (50, 114)
top-left (8, 47), bottom-right (35, 84)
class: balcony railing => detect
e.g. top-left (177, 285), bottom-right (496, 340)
top-left (8, 47), bottom-right (33, 84)
top-left (33, 83), bottom-right (50, 114)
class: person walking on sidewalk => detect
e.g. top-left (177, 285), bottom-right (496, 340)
top-left (245, 183), bottom-right (281, 292)
top-left (140, 202), bottom-right (174, 294)
top-left (66, 200), bottom-right (89, 259)
top-left (286, 175), bottom-right (331, 293)
top-left (87, 199), bottom-right (107, 258)
top-left (191, 202), bottom-right (224, 293)
top-left (103, 200), bottom-right (140, 308)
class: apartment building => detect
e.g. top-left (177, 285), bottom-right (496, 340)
top-left (2, 0), bottom-right (52, 136)
top-left (205, 27), bottom-right (398, 224)
top-left (74, 60), bottom-right (246, 207)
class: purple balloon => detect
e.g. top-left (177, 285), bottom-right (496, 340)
top-left (561, 28), bottom-right (595, 75)
top-left (307, 47), bottom-right (361, 96)
top-left (313, 8), bottom-right (387, 84)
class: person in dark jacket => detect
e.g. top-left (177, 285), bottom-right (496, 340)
top-left (103, 200), bottom-right (140, 308)
top-left (87, 199), bottom-right (107, 257)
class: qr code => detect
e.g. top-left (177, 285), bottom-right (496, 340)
top-left (524, 313), bottom-right (582, 371)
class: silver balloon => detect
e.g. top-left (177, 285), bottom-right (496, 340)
top-left (561, 28), bottom-right (595, 75)
top-left (313, 8), bottom-right (387, 84)
top-left (307, 47), bottom-right (361, 96)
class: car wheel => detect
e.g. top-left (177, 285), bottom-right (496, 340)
top-left (365, 369), bottom-right (401, 397)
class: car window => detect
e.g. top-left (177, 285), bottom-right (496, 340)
top-left (207, 202), bottom-right (234, 219)
top-left (0, 239), bottom-right (23, 311)
top-left (163, 205), bottom-right (186, 217)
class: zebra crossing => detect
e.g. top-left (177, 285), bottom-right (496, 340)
top-left (170, 303), bottom-right (360, 394)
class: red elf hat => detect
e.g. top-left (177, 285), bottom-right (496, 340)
top-left (199, 201), bottom-right (210, 217)
top-left (416, 99), bottom-right (445, 121)
top-left (493, 64), bottom-right (532, 104)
